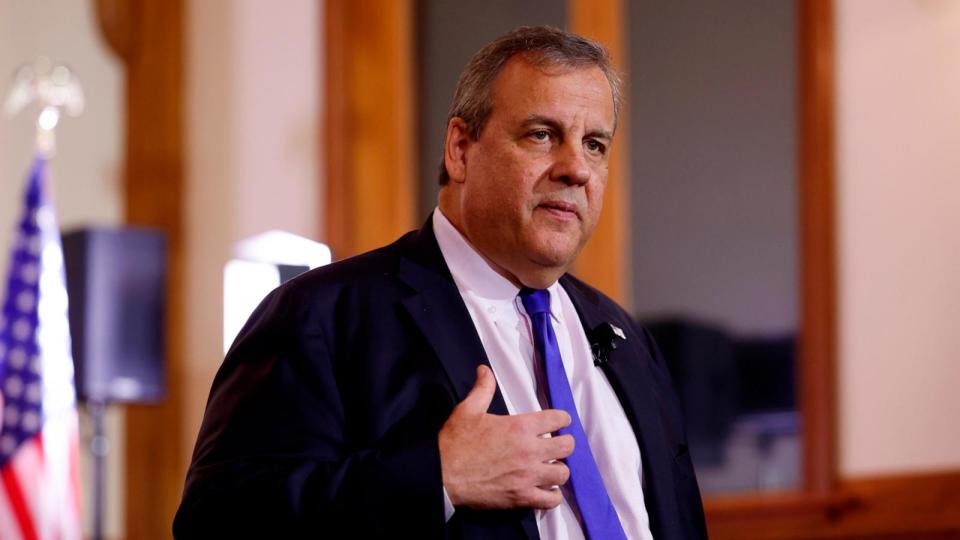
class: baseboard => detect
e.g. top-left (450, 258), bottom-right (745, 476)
top-left (704, 469), bottom-right (960, 539)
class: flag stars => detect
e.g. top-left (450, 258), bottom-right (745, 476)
top-left (3, 405), bottom-right (19, 427)
top-left (26, 235), bottom-right (41, 256)
top-left (5, 376), bottom-right (23, 398)
top-left (20, 411), bottom-right (39, 432)
top-left (19, 262), bottom-right (38, 284)
top-left (8, 347), bottom-right (26, 368)
top-left (1, 435), bottom-right (16, 455)
top-left (11, 318), bottom-right (32, 342)
top-left (25, 382), bottom-right (41, 403)
top-left (16, 291), bottom-right (36, 313)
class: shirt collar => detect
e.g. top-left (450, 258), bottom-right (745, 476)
top-left (432, 207), bottom-right (564, 321)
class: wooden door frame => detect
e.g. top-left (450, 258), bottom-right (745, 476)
top-left (322, 0), bottom-right (416, 259)
top-left (95, 1), bottom-right (186, 538)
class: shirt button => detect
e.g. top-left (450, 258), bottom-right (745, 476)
top-left (487, 306), bottom-right (496, 314)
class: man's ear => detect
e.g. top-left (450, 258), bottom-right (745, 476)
top-left (444, 117), bottom-right (472, 184)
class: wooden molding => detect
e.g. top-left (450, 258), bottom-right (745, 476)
top-left (706, 470), bottom-right (960, 539)
top-left (797, 0), bottom-right (838, 496)
top-left (95, 1), bottom-right (186, 538)
top-left (93, 0), bottom-right (138, 61)
top-left (323, 0), bottom-right (416, 259)
top-left (568, 0), bottom-right (630, 307)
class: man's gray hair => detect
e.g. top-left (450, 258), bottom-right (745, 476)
top-left (438, 25), bottom-right (624, 185)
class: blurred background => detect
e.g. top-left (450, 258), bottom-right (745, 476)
top-left (0, 0), bottom-right (958, 538)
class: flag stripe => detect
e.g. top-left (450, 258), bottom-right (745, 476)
top-left (68, 430), bottom-right (82, 526)
top-left (0, 486), bottom-right (26, 540)
top-left (33, 432), bottom-right (44, 464)
top-left (9, 438), bottom-right (44, 538)
top-left (1, 464), bottom-right (39, 540)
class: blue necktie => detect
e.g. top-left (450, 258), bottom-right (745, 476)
top-left (519, 288), bottom-right (628, 540)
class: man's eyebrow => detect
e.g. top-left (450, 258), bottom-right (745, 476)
top-left (586, 129), bottom-right (613, 142)
top-left (521, 115), bottom-right (563, 132)
top-left (521, 115), bottom-right (612, 141)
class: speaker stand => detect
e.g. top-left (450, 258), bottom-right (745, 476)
top-left (88, 399), bottom-right (108, 540)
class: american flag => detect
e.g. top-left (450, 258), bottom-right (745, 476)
top-left (0, 157), bottom-right (82, 540)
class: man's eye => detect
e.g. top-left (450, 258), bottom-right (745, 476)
top-left (530, 130), bottom-right (550, 141)
top-left (585, 139), bottom-right (606, 154)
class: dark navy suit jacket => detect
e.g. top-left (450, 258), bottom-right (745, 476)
top-left (173, 218), bottom-right (707, 539)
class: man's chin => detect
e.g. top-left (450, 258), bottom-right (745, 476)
top-left (521, 249), bottom-right (580, 285)
top-left (516, 268), bottom-right (567, 289)
top-left (528, 236), bottom-right (583, 267)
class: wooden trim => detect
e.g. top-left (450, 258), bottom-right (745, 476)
top-left (93, 0), bottom-right (137, 61)
top-left (797, 0), bottom-right (837, 496)
top-left (322, 0), bottom-right (349, 254)
top-left (706, 470), bottom-right (960, 539)
top-left (323, 0), bottom-right (416, 259)
top-left (96, 1), bottom-right (185, 538)
top-left (703, 0), bottom-right (840, 534)
top-left (568, 0), bottom-right (630, 307)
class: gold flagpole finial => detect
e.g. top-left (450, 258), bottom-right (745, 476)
top-left (3, 57), bottom-right (85, 158)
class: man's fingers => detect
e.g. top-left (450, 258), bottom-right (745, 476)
top-left (457, 364), bottom-right (497, 415)
top-left (444, 378), bottom-right (577, 512)
top-left (522, 485), bottom-right (565, 510)
top-left (524, 408), bottom-right (571, 435)
top-left (539, 433), bottom-right (575, 461)
top-left (535, 461), bottom-right (570, 488)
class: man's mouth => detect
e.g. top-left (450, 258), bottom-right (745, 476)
top-left (537, 200), bottom-right (580, 220)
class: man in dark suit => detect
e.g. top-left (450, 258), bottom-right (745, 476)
top-left (174, 26), bottom-right (706, 539)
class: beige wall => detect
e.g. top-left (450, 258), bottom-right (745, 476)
top-left (184, 0), bottom-right (320, 466)
top-left (837, 0), bottom-right (960, 477)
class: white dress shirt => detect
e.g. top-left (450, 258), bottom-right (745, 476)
top-left (433, 209), bottom-right (653, 540)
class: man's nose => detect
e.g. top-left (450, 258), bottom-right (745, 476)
top-left (551, 142), bottom-right (591, 186)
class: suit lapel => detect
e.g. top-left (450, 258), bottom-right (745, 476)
top-left (560, 276), bottom-right (682, 539)
top-left (397, 218), bottom-right (539, 539)
top-left (395, 220), bottom-right (510, 416)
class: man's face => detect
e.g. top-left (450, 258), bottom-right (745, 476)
top-left (450, 57), bottom-right (615, 288)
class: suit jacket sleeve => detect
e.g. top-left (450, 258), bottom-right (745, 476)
top-left (173, 280), bottom-right (447, 539)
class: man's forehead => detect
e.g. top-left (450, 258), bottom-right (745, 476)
top-left (488, 57), bottom-right (616, 126)
top-left (492, 55), bottom-right (607, 93)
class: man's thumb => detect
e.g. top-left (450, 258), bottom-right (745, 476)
top-left (459, 364), bottom-right (496, 414)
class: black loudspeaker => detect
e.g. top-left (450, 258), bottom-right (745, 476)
top-left (62, 228), bottom-right (167, 403)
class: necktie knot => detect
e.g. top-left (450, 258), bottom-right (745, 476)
top-left (519, 288), bottom-right (551, 316)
